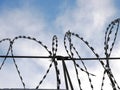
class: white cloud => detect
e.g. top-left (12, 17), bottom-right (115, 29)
top-left (0, 6), bottom-right (56, 89)
top-left (56, 0), bottom-right (116, 40)
top-left (0, 0), bottom-right (120, 89)
top-left (55, 0), bottom-right (120, 90)
top-left (0, 8), bottom-right (47, 39)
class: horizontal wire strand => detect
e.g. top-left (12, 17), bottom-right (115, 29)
top-left (0, 55), bottom-right (120, 60)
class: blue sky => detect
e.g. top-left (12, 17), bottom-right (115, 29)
top-left (0, 0), bottom-right (76, 22)
top-left (0, 0), bottom-right (120, 89)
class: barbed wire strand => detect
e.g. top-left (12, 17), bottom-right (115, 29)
top-left (10, 41), bottom-right (25, 88)
top-left (11, 35), bottom-right (55, 89)
top-left (52, 35), bottom-right (61, 90)
top-left (102, 18), bottom-right (120, 90)
top-left (64, 29), bottom-right (119, 90)
top-left (0, 18), bottom-right (120, 90)
top-left (64, 32), bottom-right (83, 90)
top-left (0, 38), bottom-right (11, 70)
top-left (70, 31), bottom-right (95, 90)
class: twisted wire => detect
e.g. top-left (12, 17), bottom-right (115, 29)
top-left (101, 70), bottom-right (106, 90)
top-left (0, 38), bottom-right (26, 88)
top-left (69, 31), bottom-right (114, 79)
top-left (0, 38), bottom-right (11, 70)
top-left (0, 36), bottom-right (55, 89)
top-left (12, 36), bottom-right (55, 89)
top-left (36, 61), bottom-right (53, 89)
top-left (66, 31), bottom-right (97, 89)
top-left (64, 31), bottom-right (83, 90)
top-left (101, 20), bottom-right (114, 90)
top-left (70, 32), bottom-right (95, 89)
top-left (0, 18), bottom-right (120, 90)
top-left (101, 18), bottom-right (120, 90)
top-left (10, 41), bottom-right (25, 88)
top-left (64, 30), bottom-right (117, 90)
top-left (12, 36), bottom-right (52, 55)
top-left (75, 63), bottom-right (95, 76)
top-left (52, 35), bottom-right (61, 90)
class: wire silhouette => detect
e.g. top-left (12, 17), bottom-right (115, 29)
top-left (0, 18), bottom-right (120, 90)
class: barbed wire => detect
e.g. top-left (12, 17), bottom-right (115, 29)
top-left (0, 18), bottom-right (120, 90)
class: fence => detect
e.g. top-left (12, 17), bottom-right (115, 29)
top-left (0, 18), bottom-right (120, 90)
